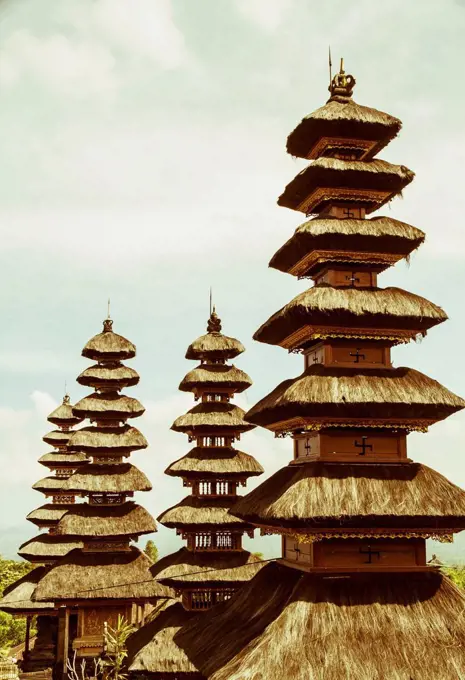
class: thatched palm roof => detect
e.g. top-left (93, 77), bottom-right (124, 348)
top-left (33, 547), bottom-right (172, 601)
top-left (0, 567), bottom-right (54, 614)
top-left (27, 504), bottom-right (75, 527)
top-left (186, 333), bottom-right (245, 361)
top-left (56, 502), bottom-right (156, 537)
top-left (172, 403), bottom-right (255, 434)
top-left (176, 562), bottom-right (465, 680)
top-left (254, 285), bottom-right (446, 348)
top-left (38, 452), bottom-right (90, 468)
top-left (286, 97), bottom-right (402, 159)
top-left (47, 397), bottom-right (83, 427)
top-left (165, 447), bottom-right (263, 479)
top-left (77, 363), bottom-right (140, 389)
top-left (82, 320), bottom-right (136, 361)
top-left (67, 424), bottom-right (148, 453)
top-left (126, 602), bottom-right (202, 677)
top-left (61, 462), bottom-right (151, 493)
top-left (42, 430), bottom-right (70, 447)
top-left (245, 365), bottom-right (465, 430)
top-left (179, 364), bottom-right (252, 394)
top-left (278, 157), bottom-right (414, 214)
top-left (32, 476), bottom-right (67, 493)
top-left (231, 462), bottom-right (465, 530)
top-left (151, 548), bottom-right (264, 586)
top-left (157, 496), bottom-right (250, 530)
top-left (269, 216), bottom-right (425, 276)
top-left (18, 534), bottom-right (83, 562)
top-left (72, 391), bottom-right (145, 420)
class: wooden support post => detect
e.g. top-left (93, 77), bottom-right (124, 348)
top-left (24, 616), bottom-right (31, 662)
top-left (62, 608), bottom-right (69, 680)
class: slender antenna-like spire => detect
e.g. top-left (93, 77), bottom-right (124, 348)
top-left (209, 287), bottom-right (212, 316)
top-left (107, 298), bottom-right (111, 319)
top-left (328, 46), bottom-right (332, 87)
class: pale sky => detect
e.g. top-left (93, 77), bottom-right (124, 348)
top-left (0, 0), bottom-right (464, 562)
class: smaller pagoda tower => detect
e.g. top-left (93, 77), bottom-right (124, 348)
top-left (33, 316), bottom-right (171, 664)
top-left (151, 308), bottom-right (264, 612)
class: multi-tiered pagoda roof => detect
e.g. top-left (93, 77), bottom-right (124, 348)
top-left (176, 62), bottom-right (465, 679)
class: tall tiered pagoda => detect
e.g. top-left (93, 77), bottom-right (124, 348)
top-left (0, 395), bottom-right (85, 674)
top-left (33, 316), bottom-right (171, 666)
top-left (176, 63), bottom-right (465, 679)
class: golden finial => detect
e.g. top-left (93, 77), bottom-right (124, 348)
top-left (63, 382), bottom-right (70, 404)
top-left (328, 56), bottom-right (356, 98)
top-left (103, 299), bottom-right (113, 333)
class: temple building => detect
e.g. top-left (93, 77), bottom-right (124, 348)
top-left (126, 309), bottom-right (263, 678)
top-left (0, 395), bottom-right (85, 674)
top-left (31, 316), bottom-right (171, 669)
top-left (176, 62), bottom-right (465, 679)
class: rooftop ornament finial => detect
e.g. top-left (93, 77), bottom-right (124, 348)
top-left (329, 57), bottom-right (356, 99)
top-left (103, 298), bottom-right (113, 333)
top-left (207, 306), bottom-right (222, 334)
top-left (63, 381), bottom-right (70, 404)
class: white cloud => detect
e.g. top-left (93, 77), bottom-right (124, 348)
top-left (30, 391), bottom-right (58, 419)
top-left (235, 0), bottom-right (291, 32)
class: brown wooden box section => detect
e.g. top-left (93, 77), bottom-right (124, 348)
top-left (304, 341), bottom-right (392, 369)
top-left (282, 536), bottom-right (427, 572)
top-left (314, 268), bottom-right (377, 288)
top-left (293, 430), bottom-right (407, 463)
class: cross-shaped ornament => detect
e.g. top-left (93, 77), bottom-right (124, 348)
top-left (349, 348), bottom-right (366, 363)
top-left (354, 436), bottom-right (373, 456)
top-left (294, 542), bottom-right (301, 560)
top-left (343, 207), bottom-right (355, 218)
top-left (359, 545), bottom-right (382, 564)
top-left (345, 272), bottom-right (360, 286)
top-left (304, 438), bottom-right (312, 456)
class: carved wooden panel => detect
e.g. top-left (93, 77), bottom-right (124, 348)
top-left (328, 342), bottom-right (391, 368)
top-left (312, 539), bottom-right (426, 570)
top-left (283, 536), bottom-right (312, 563)
top-left (304, 344), bottom-right (325, 368)
top-left (315, 269), bottom-right (377, 288)
top-left (294, 434), bottom-right (320, 460)
top-left (319, 430), bottom-right (407, 462)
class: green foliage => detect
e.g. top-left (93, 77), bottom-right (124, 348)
top-left (444, 565), bottom-right (465, 590)
top-left (0, 555), bottom-right (35, 652)
top-left (143, 540), bottom-right (158, 564)
top-left (102, 615), bottom-right (135, 680)
top-left (251, 552), bottom-right (264, 561)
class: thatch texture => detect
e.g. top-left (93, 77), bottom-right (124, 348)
top-left (27, 504), bottom-right (74, 527)
top-left (151, 548), bottom-right (264, 586)
top-left (278, 157), bottom-right (414, 213)
top-left (286, 97), bottom-right (402, 158)
top-left (72, 392), bottom-right (145, 420)
top-left (172, 403), bottom-right (254, 434)
top-left (165, 447), bottom-right (263, 479)
top-left (47, 399), bottom-right (83, 427)
top-left (185, 333), bottom-right (245, 361)
top-left (18, 535), bottom-right (83, 562)
top-left (269, 216), bottom-right (425, 275)
top-left (67, 424), bottom-right (148, 453)
top-left (61, 462), bottom-right (152, 493)
top-left (82, 326), bottom-right (136, 361)
top-left (179, 364), bottom-right (252, 393)
top-left (33, 547), bottom-right (172, 601)
top-left (254, 285), bottom-right (447, 346)
top-left (231, 462), bottom-right (465, 529)
top-left (42, 430), bottom-right (70, 447)
top-left (176, 562), bottom-right (465, 680)
top-left (38, 452), bottom-right (90, 468)
top-left (77, 363), bottom-right (140, 388)
top-left (56, 502), bottom-right (156, 537)
top-left (32, 476), bottom-right (67, 493)
top-left (126, 602), bottom-right (202, 677)
top-left (157, 496), bottom-right (250, 529)
top-left (0, 567), bottom-right (54, 614)
top-left (245, 365), bottom-right (465, 428)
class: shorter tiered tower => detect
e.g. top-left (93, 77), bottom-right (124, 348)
top-left (152, 308), bottom-right (264, 611)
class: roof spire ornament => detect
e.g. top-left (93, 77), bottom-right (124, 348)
top-left (207, 306), bottom-right (222, 334)
top-left (329, 57), bottom-right (356, 99)
top-left (103, 299), bottom-right (113, 333)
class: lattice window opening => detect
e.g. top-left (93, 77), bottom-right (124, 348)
top-left (187, 532), bottom-right (242, 552)
top-left (198, 436), bottom-right (232, 448)
top-left (203, 393), bottom-right (230, 403)
top-left (196, 480), bottom-right (238, 497)
top-left (200, 359), bottom-right (226, 366)
top-left (53, 494), bottom-right (75, 504)
top-left (89, 493), bottom-right (127, 505)
top-left (55, 467), bottom-right (72, 478)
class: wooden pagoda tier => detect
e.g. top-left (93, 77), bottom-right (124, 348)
top-left (30, 318), bottom-right (166, 663)
top-left (155, 309), bottom-right (263, 613)
top-left (174, 65), bottom-right (465, 679)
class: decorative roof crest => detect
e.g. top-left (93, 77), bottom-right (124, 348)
top-left (329, 57), bottom-right (355, 98)
top-left (103, 298), bottom-right (113, 333)
top-left (207, 307), bottom-right (222, 334)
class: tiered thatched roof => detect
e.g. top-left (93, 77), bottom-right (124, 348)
top-left (158, 496), bottom-right (250, 530)
top-left (38, 451), bottom-right (89, 468)
top-left (0, 567), bottom-right (54, 614)
top-left (56, 502), bottom-right (156, 537)
top-left (68, 424), bottom-right (148, 454)
top-left (61, 462), bottom-right (152, 493)
top-left (27, 504), bottom-right (74, 527)
top-left (126, 602), bottom-right (203, 678)
top-left (231, 462), bottom-right (465, 530)
top-left (165, 447), bottom-right (264, 479)
top-left (33, 548), bottom-right (172, 602)
top-left (269, 216), bottom-right (425, 276)
top-left (253, 285), bottom-right (446, 347)
top-left (278, 157), bottom-right (414, 213)
top-left (77, 363), bottom-right (140, 389)
top-left (47, 396), bottom-right (83, 427)
top-left (172, 403), bottom-right (255, 434)
top-left (42, 430), bottom-right (71, 447)
top-left (245, 365), bottom-right (465, 429)
top-left (32, 476), bottom-right (67, 493)
top-left (151, 548), bottom-right (264, 586)
top-left (73, 392), bottom-right (145, 420)
top-left (179, 365), bottom-right (252, 393)
top-left (18, 534), bottom-right (84, 562)
top-left (82, 320), bottom-right (136, 361)
top-left (286, 97), bottom-right (402, 159)
top-left (176, 562), bottom-right (465, 680)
